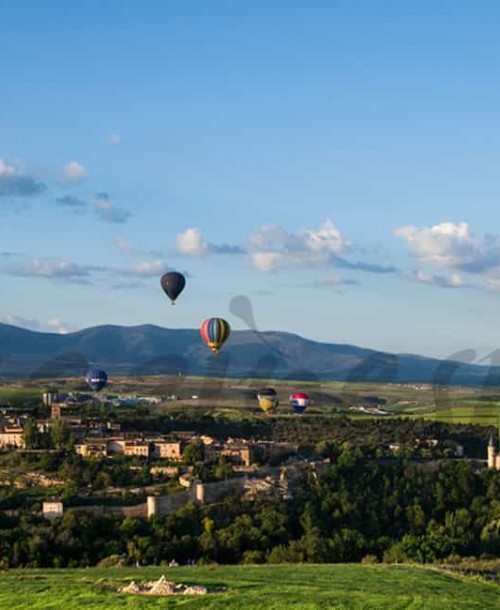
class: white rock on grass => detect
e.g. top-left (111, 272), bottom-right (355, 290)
top-left (184, 586), bottom-right (208, 595)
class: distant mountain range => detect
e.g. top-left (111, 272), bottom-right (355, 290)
top-left (0, 322), bottom-right (497, 387)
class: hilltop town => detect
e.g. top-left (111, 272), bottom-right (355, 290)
top-left (0, 381), bottom-right (498, 529)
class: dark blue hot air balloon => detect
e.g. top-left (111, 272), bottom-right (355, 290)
top-left (161, 272), bottom-right (186, 305)
top-left (86, 368), bottom-right (108, 392)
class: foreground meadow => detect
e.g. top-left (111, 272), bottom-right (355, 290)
top-left (0, 563), bottom-right (497, 610)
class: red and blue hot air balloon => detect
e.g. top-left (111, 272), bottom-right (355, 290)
top-left (200, 317), bottom-right (231, 354)
top-left (289, 391), bottom-right (310, 414)
top-left (86, 368), bottom-right (108, 392)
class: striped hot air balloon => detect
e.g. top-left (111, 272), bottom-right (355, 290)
top-left (289, 391), bottom-right (310, 414)
top-left (200, 317), bottom-right (231, 354)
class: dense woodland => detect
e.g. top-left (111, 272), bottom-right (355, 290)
top-left (0, 413), bottom-right (497, 568)
top-left (0, 454), bottom-right (498, 568)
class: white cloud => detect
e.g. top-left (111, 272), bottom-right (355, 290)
top-left (46, 318), bottom-right (72, 334)
top-left (2, 258), bottom-right (105, 283)
top-left (484, 278), bottom-right (500, 291)
top-left (0, 313), bottom-right (73, 334)
top-left (249, 251), bottom-right (284, 272)
top-left (127, 261), bottom-right (169, 277)
top-left (176, 228), bottom-right (207, 256)
top-left (407, 269), bottom-right (468, 289)
top-left (0, 157), bottom-right (46, 198)
top-left (108, 133), bottom-right (122, 144)
top-left (93, 193), bottom-right (131, 223)
top-left (248, 224), bottom-right (290, 248)
top-left (248, 218), bottom-right (349, 272)
top-left (395, 221), bottom-right (500, 273)
top-left (0, 159), bottom-right (17, 178)
top-left (303, 219), bottom-right (347, 254)
top-left (173, 219), bottom-right (393, 275)
top-left (60, 161), bottom-right (87, 185)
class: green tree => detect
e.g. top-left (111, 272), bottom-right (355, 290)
top-left (50, 419), bottom-right (74, 450)
top-left (22, 419), bottom-right (39, 449)
top-left (183, 440), bottom-right (204, 465)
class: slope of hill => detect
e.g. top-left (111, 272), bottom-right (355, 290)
top-left (0, 321), bottom-right (494, 385)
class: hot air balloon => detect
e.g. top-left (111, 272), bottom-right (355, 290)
top-left (161, 271), bottom-right (186, 305)
top-left (256, 388), bottom-right (279, 413)
top-left (86, 368), bottom-right (108, 392)
top-left (200, 317), bottom-right (231, 353)
top-left (289, 391), bottom-right (309, 414)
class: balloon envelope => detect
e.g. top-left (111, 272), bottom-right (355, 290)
top-left (161, 272), bottom-right (186, 304)
top-left (86, 368), bottom-right (108, 392)
top-left (200, 317), bottom-right (231, 353)
top-left (289, 391), bottom-right (310, 414)
top-left (256, 387), bottom-right (278, 413)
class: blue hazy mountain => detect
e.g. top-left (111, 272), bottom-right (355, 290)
top-left (0, 322), bottom-right (494, 386)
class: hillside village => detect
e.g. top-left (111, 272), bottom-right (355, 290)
top-left (0, 382), bottom-right (497, 571)
top-left (0, 386), bottom-right (497, 524)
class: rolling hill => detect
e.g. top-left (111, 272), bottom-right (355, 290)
top-left (0, 321), bottom-right (496, 386)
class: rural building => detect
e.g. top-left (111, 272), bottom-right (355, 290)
top-left (75, 441), bottom-right (107, 458)
top-left (220, 443), bottom-right (253, 467)
top-left (43, 500), bottom-right (64, 519)
top-left (123, 441), bottom-right (151, 458)
top-left (0, 425), bottom-right (25, 449)
top-left (152, 441), bottom-right (183, 460)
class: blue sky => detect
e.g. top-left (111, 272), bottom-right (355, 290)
top-left (1, 1), bottom-right (500, 359)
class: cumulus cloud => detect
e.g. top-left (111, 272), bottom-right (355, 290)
top-left (0, 313), bottom-right (74, 334)
top-left (395, 221), bottom-right (500, 273)
top-left (249, 251), bottom-right (284, 272)
top-left (175, 228), bottom-right (245, 257)
top-left (93, 193), bottom-right (131, 223)
top-left (56, 195), bottom-right (87, 207)
top-left (248, 219), bottom-right (352, 272)
top-left (303, 219), bottom-right (347, 254)
top-left (405, 270), bottom-right (469, 289)
top-left (0, 158), bottom-right (46, 198)
top-left (125, 261), bottom-right (170, 277)
top-left (3, 258), bottom-right (105, 284)
top-left (176, 228), bottom-right (208, 256)
top-left (174, 219), bottom-right (395, 276)
top-left (59, 160), bottom-right (87, 185)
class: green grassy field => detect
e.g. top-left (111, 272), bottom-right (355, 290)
top-left (0, 385), bottom-right (45, 406)
top-left (3, 376), bottom-right (500, 426)
top-left (0, 564), bottom-right (497, 609)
